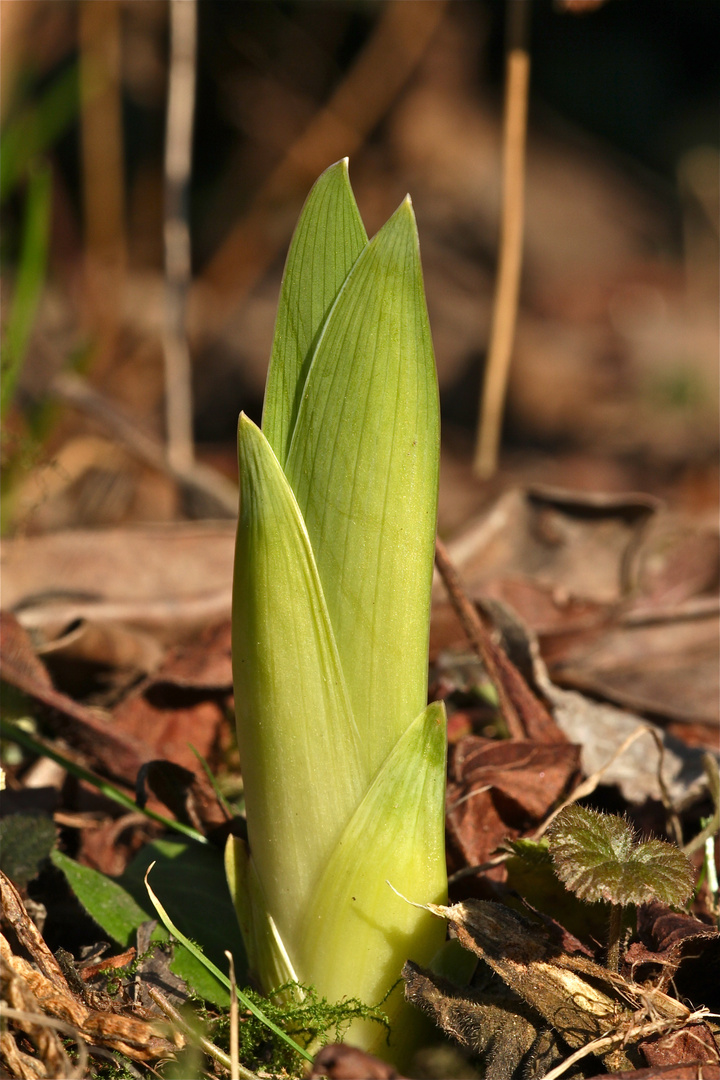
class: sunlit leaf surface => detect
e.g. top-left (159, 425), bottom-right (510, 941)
top-left (547, 804), bottom-right (695, 906)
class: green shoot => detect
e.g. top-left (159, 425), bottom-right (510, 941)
top-left (230, 159), bottom-right (447, 1064)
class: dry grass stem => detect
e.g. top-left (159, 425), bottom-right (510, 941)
top-left (163, 0), bottom-right (198, 472)
top-left (78, 0), bottom-right (126, 370)
top-left (146, 986), bottom-right (260, 1080)
top-left (225, 950), bottom-right (240, 1080)
top-left (474, 0), bottom-right (531, 478)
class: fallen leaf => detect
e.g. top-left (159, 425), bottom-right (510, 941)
top-left (2, 522), bottom-right (235, 645)
top-left (425, 898), bottom-right (705, 1074)
top-left (446, 737), bottom-right (580, 874)
top-left (112, 687), bottom-right (226, 780)
top-left (492, 600), bottom-right (712, 808)
top-left (403, 960), bottom-right (568, 1080)
top-left (1, 613), bottom-right (153, 783)
top-left (136, 758), bottom-right (227, 833)
top-left (432, 488), bottom-right (720, 726)
top-left (639, 1024), bottom-right (720, 1071)
top-left (594, 1065), bottom-right (719, 1080)
top-left (151, 619), bottom-right (233, 690)
top-left (309, 1043), bottom-right (402, 1079)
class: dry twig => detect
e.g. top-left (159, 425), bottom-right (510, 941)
top-left (163, 0), bottom-right (198, 471)
top-left (474, 0), bottom-right (531, 478)
top-left (435, 536), bottom-right (525, 739)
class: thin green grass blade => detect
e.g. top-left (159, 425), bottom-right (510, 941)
top-left (188, 743), bottom-right (233, 820)
top-left (285, 198), bottom-right (440, 780)
top-left (1, 163), bottom-right (52, 417)
top-left (297, 701), bottom-right (448, 1060)
top-left (0, 720), bottom-right (206, 845)
top-left (0, 64), bottom-right (79, 201)
top-left (144, 864), bottom-right (312, 1062)
top-left (233, 414), bottom-right (365, 948)
top-left (262, 158), bottom-right (367, 466)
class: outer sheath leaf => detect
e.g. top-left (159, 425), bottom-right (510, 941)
top-left (297, 701), bottom-right (448, 1061)
top-left (285, 198), bottom-right (440, 781)
top-left (262, 158), bottom-right (367, 467)
top-left (224, 836), bottom-right (299, 994)
top-left (233, 414), bottom-right (365, 951)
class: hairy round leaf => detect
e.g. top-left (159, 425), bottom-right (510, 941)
top-left (547, 804), bottom-right (695, 907)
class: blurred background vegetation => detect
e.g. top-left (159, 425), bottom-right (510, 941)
top-left (1, 0), bottom-right (718, 535)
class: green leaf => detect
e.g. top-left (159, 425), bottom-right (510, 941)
top-left (0, 813), bottom-right (56, 888)
top-left (120, 839), bottom-right (247, 987)
top-left (52, 843), bottom-right (243, 1007)
top-left (297, 702), bottom-right (448, 1061)
top-left (233, 414), bottom-right (365, 950)
top-left (547, 805), bottom-right (695, 907)
top-left (1, 163), bottom-right (52, 417)
top-left (224, 835), bottom-right (299, 993)
top-left (285, 198), bottom-right (440, 780)
top-left (51, 849), bottom-right (151, 948)
top-left (262, 158), bottom-right (367, 467)
top-left (1, 65), bottom-right (79, 201)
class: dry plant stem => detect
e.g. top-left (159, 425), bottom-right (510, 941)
top-left (78, 0), bottom-right (126, 371)
top-left (0, 1006), bottom-right (88, 1080)
top-left (225, 951), bottom-right (240, 1080)
top-left (606, 905), bottom-right (623, 973)
top-left (685, 754), bottom-right (720, 857)
top-left (644, 725), bottom-right (683, 847)
top-left (0, 1), bottom-right (37, 125)
top-left (147, 987), bottom-right (258, 1080)
top-left (474, 0), bottom-right (531, 478)
top-left (531, 725), bottom-right (654, 840)
top-left (541, 1008), bottom-right (712, 1080)
top-left (434, 537), bottom-right (525, 739)
top-left (163, 0), bottom-right (197, 472)
top-left (193, 0), bottom-right (448, 331)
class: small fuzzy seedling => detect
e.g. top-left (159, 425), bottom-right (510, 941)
top-left (547, 804), bottom-right (695, 971)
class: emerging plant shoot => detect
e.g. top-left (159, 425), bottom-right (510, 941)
top-left (228, 160), bottom-right (447, 1063)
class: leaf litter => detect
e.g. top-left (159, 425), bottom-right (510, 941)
top-left (3, 487), bottom-right (719, 1078)
top-left (2, 487), bottom-right (717, 1079)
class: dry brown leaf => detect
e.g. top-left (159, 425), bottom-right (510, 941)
top-left (0, 613), bottom-right (153, 783)
top-left (309, 1043), bottom-right (402, 1079)
top-left (423, 898), bottom-right (715, 1075)
top-left (447, 736), bottom-right (580, 876)
top-left (2, 522), bottom-right (235, 645)
top-left (433, 487), bottom-right (719, 727)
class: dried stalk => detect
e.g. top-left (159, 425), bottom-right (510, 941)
top-left (78, 0), bottom-right (126, 370)
top-left (163, 0), bottom-right (198, 471)
top-left (474, 0), bottom-right (531, 478)
top-left (434, 536), bottom-right (525, 739)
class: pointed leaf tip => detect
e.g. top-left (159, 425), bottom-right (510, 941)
top-left (261, 159), bottom-right (367, 464)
